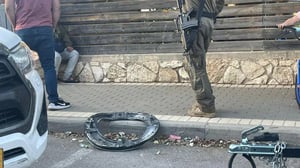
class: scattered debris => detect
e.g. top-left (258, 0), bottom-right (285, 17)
top-left (168, 135), bottom-right (181, 141)
top-left (49, 131), bottom-right (85, 139)
top-left (153, 135), bottom-right (239, 148)
top-left (104, 132), bottom-right (139, 141)
top-left (49, 131), bottom-right (89, 148)
top-left (79, 141), bottom-right (91, 149)
top-left (49, 131), bottom-right (239, 149)
top-left (153, 140), bottom-right (159, 144)
top-left (65, 131), bottom-right (72, 136)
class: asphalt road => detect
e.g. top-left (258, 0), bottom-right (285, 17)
top-left (31, 133), bottom-right (300, 168)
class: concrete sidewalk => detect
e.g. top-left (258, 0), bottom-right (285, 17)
top-left (48, 83), bottom-right (300, 145)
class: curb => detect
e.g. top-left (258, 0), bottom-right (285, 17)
top-left (48, 111), bottom-right (300, 145)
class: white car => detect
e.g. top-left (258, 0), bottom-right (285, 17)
top-left (0, 27), bottom-right (47, 168)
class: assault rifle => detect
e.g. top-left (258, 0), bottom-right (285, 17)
top-left (175, 0), bottom-right (204, 53)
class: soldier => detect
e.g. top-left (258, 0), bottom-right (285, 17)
top-left (182, 0), bottom-right (225, 118)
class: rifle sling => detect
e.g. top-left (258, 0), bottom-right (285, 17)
top-left (197, 0), bottom-right (205, 27)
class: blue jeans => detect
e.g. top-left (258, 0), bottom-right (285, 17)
top-left (55, 49), bottom-right (79, 80)
top-left (16, 26), bottom-right (59, 103)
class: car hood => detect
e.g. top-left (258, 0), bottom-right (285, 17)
top-left (0, 27), bottom-right (21, 50)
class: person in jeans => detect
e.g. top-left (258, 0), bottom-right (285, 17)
top-left (182, 0), bottom-right (224, 118)
top-left (54, 24), bottom-right (80, 83)
top-left (5, 0), bottom-right (71, 110)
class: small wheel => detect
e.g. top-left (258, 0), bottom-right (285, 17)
top-left (228, 154), bottom-right (256, 168)
top-left (295, 74), bottom-right (300, 108)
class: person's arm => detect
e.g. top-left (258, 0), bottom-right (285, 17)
top-left (52, 0), bottom-right (60, 29)
top-left (60, 25), bottom-right (73, 47)
top-left (56, 24), bottom-right (74, 51)
top-left (278, 12), bottom-right (300, 29)
top-left (5, 0), bottom-right (16, 29)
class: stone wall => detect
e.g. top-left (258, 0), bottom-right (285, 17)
top-left (35, 51), bottom-right (300, 85)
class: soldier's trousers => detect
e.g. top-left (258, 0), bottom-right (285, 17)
top-left (185, 17), bottom-right (215, 111)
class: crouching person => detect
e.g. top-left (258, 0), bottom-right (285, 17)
top-left (54, 24), bottom-right (80, 83)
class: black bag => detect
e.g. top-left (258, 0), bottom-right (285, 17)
top-left (54, 38), bottom-right (66, 53)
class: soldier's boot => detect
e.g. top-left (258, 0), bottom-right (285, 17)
top-left (187, 102), bottom-right (216, 118)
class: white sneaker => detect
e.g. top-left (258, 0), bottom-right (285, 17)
top-left (48, 98), bottom-right (71, 110)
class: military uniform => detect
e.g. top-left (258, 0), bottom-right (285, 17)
top-left (183, 0), bottom-right (224, 117)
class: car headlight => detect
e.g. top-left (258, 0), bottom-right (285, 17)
top-left (9, 41), bottom-right (34, 74)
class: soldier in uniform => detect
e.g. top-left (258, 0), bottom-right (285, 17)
top-left (183, 0), bottom-right (225, 118)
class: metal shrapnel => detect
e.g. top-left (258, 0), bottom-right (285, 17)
top-left (84, 112), bottom-right (160, 151)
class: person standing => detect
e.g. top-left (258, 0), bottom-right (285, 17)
top-left (5, 0), bottom-right (71, 110)
top-left (182, 0), bottom-right (225, 118)
top-left (54, 24), bottom-right (80, 83)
